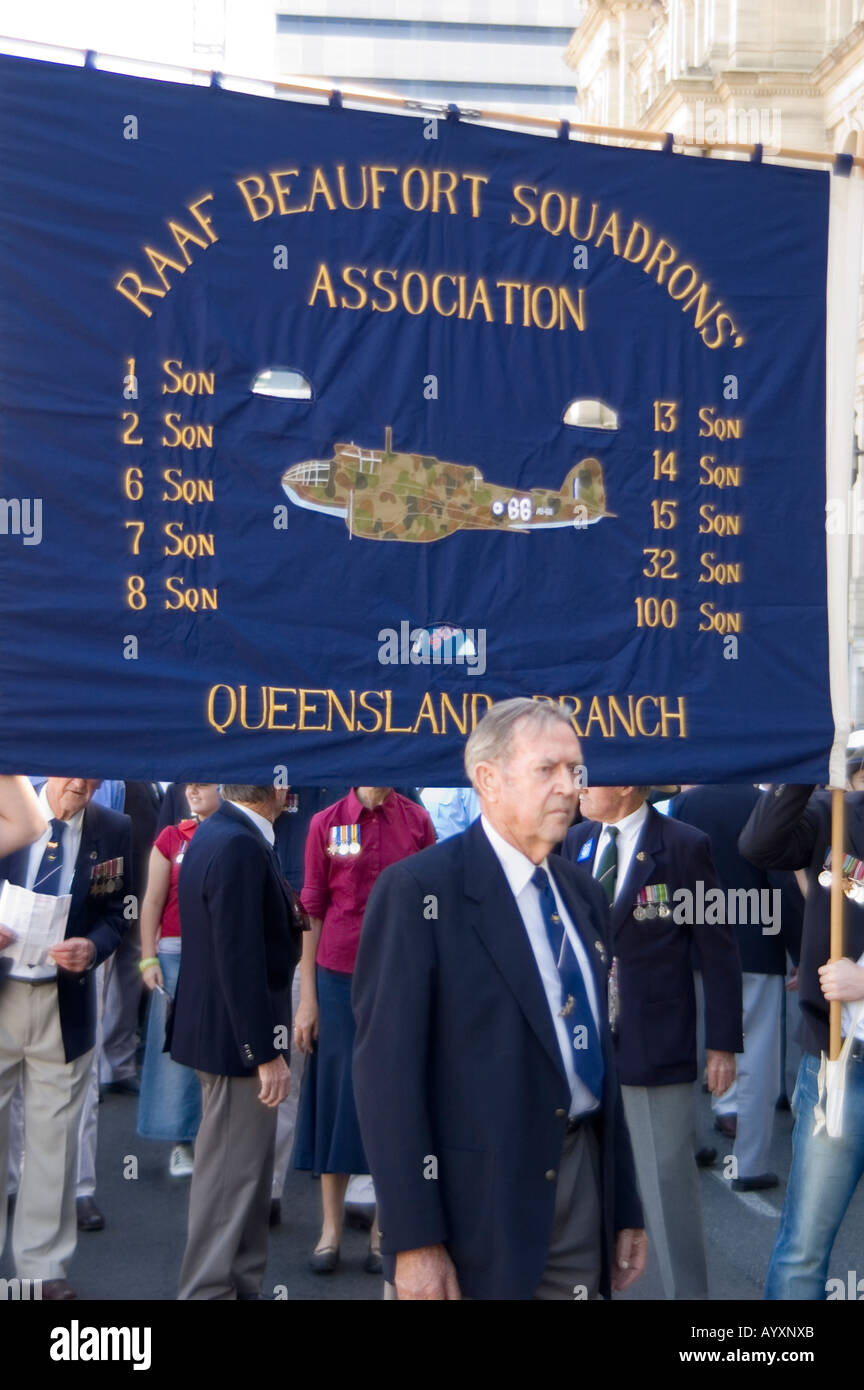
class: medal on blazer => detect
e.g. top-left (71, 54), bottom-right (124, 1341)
top-left (608, 956), bottom-right (620, 1035)
top-left (285, 794), bottom-right (299, 814)
top-left (634, 884), bottom-right (670, 920)
top-left (89, 856), bottom-right (123, 895)
top-left (818, 849), bottom-right (864, 902)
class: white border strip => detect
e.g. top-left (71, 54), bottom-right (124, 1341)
top-left (827, 172), bottom-right (864, 789)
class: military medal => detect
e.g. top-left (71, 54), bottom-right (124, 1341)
top-left (608, 956), bottom-right (620, 1035)
top-left (286, 794), bottom-right (299, 814)
top-left (818, 849), bottom-right (864, 901)
top-left (328, 826), bottom-right (355, 857)
top-left (635, 884), bottom-right (670, 920)
top-left (347, 824), bottom-right (361, 856)
top-left (560, 995), bottom-right (575, 1018)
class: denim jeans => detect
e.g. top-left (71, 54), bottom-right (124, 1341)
top-left (765, 1051), bottom-right (864, 1299)
top-left (136, 949), bottom-right (202, 1143)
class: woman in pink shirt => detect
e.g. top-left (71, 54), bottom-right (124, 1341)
top-left (293, 786), bottom-right (435, 1275)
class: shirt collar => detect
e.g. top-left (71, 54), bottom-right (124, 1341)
top-left (38, 785), bottom-right (85, 837)
top-left (346, 788), bottom-right (393, 823)
top-left (481, 815), bottom-right (548, 899)
top-left (601, 799), bottom-right (648, 840)
top-left (227, 800), bottom-right (275, 846)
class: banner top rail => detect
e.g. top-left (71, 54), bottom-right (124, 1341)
top-left (0, 34), bottom-right (861, 173)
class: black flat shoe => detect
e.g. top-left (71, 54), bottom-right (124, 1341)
top-left (309, 1245), bottom-right (340, 1273)
top-left (732, 1172), bottom-right (779, 1192)
top-left (76, 1196), bottom-right (105, 1231)
top-left (364, 1249), bottom-right (383, 1275)
top-left (101, 1077), bottom-right (140, 1096)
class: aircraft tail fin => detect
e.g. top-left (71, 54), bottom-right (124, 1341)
top-left (562, 457), bottom-right (607, 517)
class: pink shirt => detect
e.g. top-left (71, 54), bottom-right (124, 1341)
top-left (301, 789), bottom-right (435, 974)
top-left (153, 820), bottom-right (198, 938)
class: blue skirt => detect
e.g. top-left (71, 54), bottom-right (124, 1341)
top-left (293, 966), bottom-right (368, 1175)
top-left (136, 950), bottom-right (202, 1142)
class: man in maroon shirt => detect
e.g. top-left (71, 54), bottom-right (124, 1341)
top-left (293, 787), bottom-right (435, 1273)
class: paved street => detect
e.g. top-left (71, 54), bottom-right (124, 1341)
top-left (5, 1073), bottom-right (864, 1302)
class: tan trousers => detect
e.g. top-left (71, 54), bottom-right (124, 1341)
top-left (0, 980), bottom-right (92, 1279)
top-left (177, 1071), bottom-right (277, 1300)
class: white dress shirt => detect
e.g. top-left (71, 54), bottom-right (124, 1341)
top-left (593, 801), bottom-right (649, 904)
top-left (227, 800), bottom-right (275, 846)
top-left (481, 816), bottom-right (601, 1116)
top-left (8, 786), bottom-right (84, 981)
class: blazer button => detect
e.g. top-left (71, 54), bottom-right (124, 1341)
top-left (545, 1169), bottom-right (556, 1181)
top-left (555, 1108), bottom-right (567, 1119)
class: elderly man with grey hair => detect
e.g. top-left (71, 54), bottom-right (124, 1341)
top-left (353, 698), bottom-right (646, 1300)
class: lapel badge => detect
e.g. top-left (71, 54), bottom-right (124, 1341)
top-left (89, 849), bottom-right (98, 859)
top-left (636, 851), bottom-right (646, 862)
top-left (559, 994), bottom-right (575, 1018)
top-left (594, 939), bottom-right (607, 962)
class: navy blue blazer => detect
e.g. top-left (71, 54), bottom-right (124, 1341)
top-left (562, 805), bottom-right (743, 1086)
top-left (352, 818), bottom-right (642, 1301)
top-left (739, 785), bottom-right (864, 1058)
top-left (170, 801), bottom-right (302, 1076)
top-left (0, 802), bottom-right (132, 1062)
top-left (671, 784), bottom-right (803, 974)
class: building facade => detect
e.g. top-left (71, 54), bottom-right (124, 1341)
top-left (567, 1), bottom-right (864, 721)
top-left (275, 1), bottom-right (581, 121)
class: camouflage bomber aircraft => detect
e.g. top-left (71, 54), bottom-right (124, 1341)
top-left (281, 429), bottom-right (610, 542)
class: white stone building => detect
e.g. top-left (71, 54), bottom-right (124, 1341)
top-left (566, 2), bottom-right (864, 719)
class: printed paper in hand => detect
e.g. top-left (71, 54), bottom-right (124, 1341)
top-left (0, 881), bottom-right (71, 966)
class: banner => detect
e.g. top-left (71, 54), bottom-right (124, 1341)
top-left (0, 55), bottom-right (842, 782)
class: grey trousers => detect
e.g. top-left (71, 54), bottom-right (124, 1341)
top-left (384, 1122), bottom-right (602, 1301)
top-left (177, 1071), bottom-right (277, 1300)
top-left (99, 924), bottom-right (142, 1084)
top-left (711, 972), bottom-right (783, 1178)
top-left (270, 974), bottom-right (303, 1198)
top-left (622, 1082), bottom-right (708, 1300)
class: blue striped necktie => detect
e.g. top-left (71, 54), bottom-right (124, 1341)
top-left (531, 866), bottom-right (604, 1103)
top-left (33, 818), bottom-right (66, 896)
